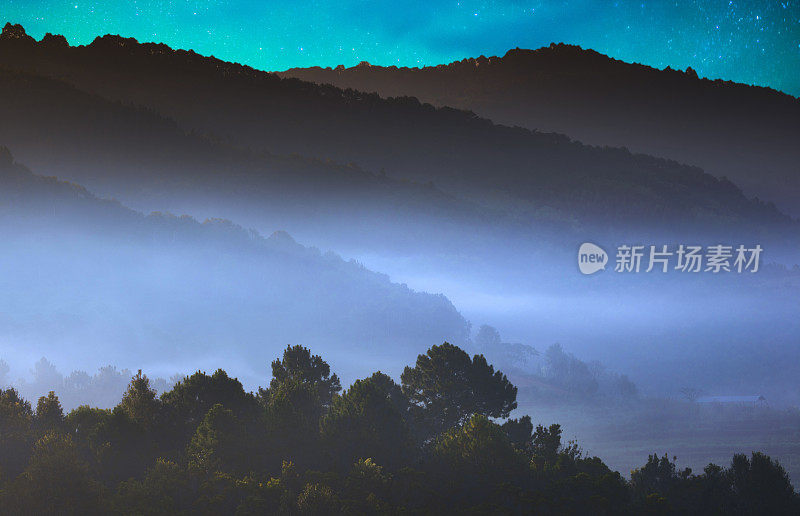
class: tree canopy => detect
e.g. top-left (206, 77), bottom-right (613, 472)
top-left (0, 342), bottom-right (796, 514)
top-left (400, 342), bottom-right (517, 437)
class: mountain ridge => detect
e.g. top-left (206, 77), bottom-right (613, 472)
top-left (279, 42), bottom-right (800, 218)
top-left (307, 44), bottom-right (798, 102)
top-left (0, 23), bottom-right (792, 239)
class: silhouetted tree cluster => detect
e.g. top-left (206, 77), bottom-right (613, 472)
top-left (0, 343), bottom-right (797, 514)
top-left (630, 452), bottom-right (799, 514)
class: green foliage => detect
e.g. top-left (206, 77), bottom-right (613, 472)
top-left (188, 404), bottom-right (249, 474)
top-left (501, 414), bottom-right (534, 452)
top-left (429, 414), bottom-right (531, 512)
top-left (161, 369), bottom-right (259, 456)
top-left (259, 345), bottom-right (344, 470)
top-left (433, 414), bottom-right (525, 478)
top-left (341, 458), bottom-right (390, 513)
top-left (6, 432), bottom-right (102, 514)
top-left (296, 482), bottom-right (339, 515)
top-left (628, 451), bottom-right (800, 514)
top-left (0, 387), bottom-right (34, 477)
top-left (729, 452), bottom-right (798, 514)
top-left (266, 377), bottom-right (323, 429)
top-left (112, 458), bottom-right (197, 515)
top-left (34, 390), bottom-right (65, 434)
top-left (320, 372), bottom-right (413, 470)
top-left (163, 369), bottom-right (256, 426)
top-left (90, 405), bottom-right (159, 485)
top-left (0, 344), bottom-right (797, 514)
top-left (262, 345), bottom-right (342, 408)
top-left (64, 405), bottom-right (112, 467)
top-left (261, 377), bottom-right (324, 471)
top-left (119, 370), bottom-right (160, 429)
top-left (532, 422), bottom-right (564, 464)
top-left (401, 342), bottom-right (517, 438)
top-left (631, 453), bottom-right (692, 504)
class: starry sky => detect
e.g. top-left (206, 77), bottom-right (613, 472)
top-left (3, 0), bottom-right (799, 95)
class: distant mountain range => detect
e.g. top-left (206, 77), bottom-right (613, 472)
top-left (280, 44), bottom-right (800, 219)
top-left (0, 23), bottom-right (790, 243)
top-left (0, 62), bottom-right (520, 255)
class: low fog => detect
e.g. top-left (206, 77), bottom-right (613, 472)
top-left (3, 149), bottom-right (800, 483)
top-left (0, 31), bottom-right (799, 487)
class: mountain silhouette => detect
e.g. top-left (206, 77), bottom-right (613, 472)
top-left (0, 64), bottom-right (522, 255)
top-left (0, 23), bottom-right (790, 238)
top-left (280, 43), bottom-right (800, 218)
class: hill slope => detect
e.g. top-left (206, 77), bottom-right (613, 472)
top-left (0, 24), bottom-right (790, 236)
top-left (0, 65), bottom-right (519, 254)
top-left (0, 148), bottom-right (469, 383)
top-left (280, 44), bottom-right (800, 217)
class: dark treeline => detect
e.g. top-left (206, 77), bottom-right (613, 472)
top-left (1, 343), bottom-right (797, 514)
top-left (280, 43), bottom-right (800, 219)
top-left (0, 332), bottom-right (635, 412)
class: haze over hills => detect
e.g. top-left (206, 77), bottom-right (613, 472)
top-left (1, 23), bottom-right (800, 405)
top-left (0, 23), bottom-right (792, 241)
top-left (0, 63), bottom-right (525, 256)
top-left (280, 43), bottom-right (800, 218)
top-left (0, 148), bottom-right (469, 386)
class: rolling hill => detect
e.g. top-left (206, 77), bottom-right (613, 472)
top-left (0, 23), bottom-right (790, 239)
top-left (280, 44), bottom-right (800, 218)
top-left (0, 148), bottom-right (469, 384)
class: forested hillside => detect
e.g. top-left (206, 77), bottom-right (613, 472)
top-left (282, 43), bottom-right (800, 218)
top-left (0, 149), bottom-right (469, 382)
top-left (0, 24), bottom-right (791, 235)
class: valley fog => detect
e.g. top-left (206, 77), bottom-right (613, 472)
top-left (1, 21), bottom-right (800, 509)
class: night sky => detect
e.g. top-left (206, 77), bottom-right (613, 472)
top-left (3, 0), bottom-right (799, 95)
